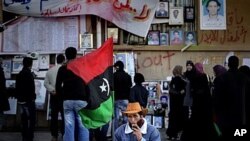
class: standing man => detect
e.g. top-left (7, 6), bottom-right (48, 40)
top-left (114, 61), bottom-right (132, 129)
top-left (16, 57), bottom-right (36, 141)
top-left (56, 47), bottom-right (89, 141)
top-left (44, 54), bottom-right (65, 141)
top-left (214, 56), bottom-right (249, 140)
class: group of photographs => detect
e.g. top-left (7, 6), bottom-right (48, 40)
top-left (142, 80), bottom-right (170, 128)
top-left (147, 30), bottom-right (197, 46)
top-left (155, 0), bottom-right (195, 24)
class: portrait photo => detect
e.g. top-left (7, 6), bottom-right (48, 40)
top-left (12, 58), bottom-right (23, 74)
top-left (155, 0), bottom-right (169, 18)
top-left (160, 33), bottom-right (169, 46)
top-left (170, 29), bottom-right (184, 45)
top-left (145, 115), bottom-right (152, 125)
top-left (169, 7), bottom-right (184, 25)
top-left (2, 59), bottom-right (12, 79)
top-left (153, 116), bottom-right (163, 128)
top-left (162, 81), bottom-right (169, 91)
top-left (184, 31), bottom-right (197, 45)
top-left (147, 30), bottom-right (160, 45)
top-left (200, 0), bottom-right (226, 30)
top-left (39, 54), bottom-right (50, 70)
top-left (184, 6), bottom-right (195, 22)
top-left (80, 33), bottom-right (93, 48)
top-left (107, 27), bottom-right (119, 44)
top-left (35, 79), bottom-right (46, 110)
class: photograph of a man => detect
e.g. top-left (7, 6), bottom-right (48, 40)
top-left (155, 2), bottom-right (169, 18)
top-left (200, 0), bottom-right (226, 30)
top-left (170, 30), bottom-right (183, 45)
top-left (169, 7), bottom-right (184, 25)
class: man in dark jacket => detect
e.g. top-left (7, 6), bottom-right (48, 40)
top-left (56, 47), bottom-right (89, 141)
top-left (214, 56), bottom-right (249, 140)
top-left (113, 61), bottom-right (132, 129)
top-left (0, 59), bottom-right (10, 130)
top-left (16, 57), bottom-right (36, 141)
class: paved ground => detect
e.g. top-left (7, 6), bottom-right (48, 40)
top-left (0, 129), bottom-right (171, 141)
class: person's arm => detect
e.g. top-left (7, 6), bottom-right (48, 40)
top-left (44, 70), bottom-right (55, 94)
top-left (55, 66), bottom-right (64, 97)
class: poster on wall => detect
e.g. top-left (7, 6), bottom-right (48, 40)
top-left (39, 55), bottom-right (50, 70)
top-left (200, 0), bottom-right (226, 30)
top-left (2, 59), bottom-right (12, 79)
top-left (35, 79), bottom-right (46, 110)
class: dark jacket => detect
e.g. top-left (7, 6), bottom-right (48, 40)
top-left (214, 69), bottom-right (249, 129)
top-left (0, 67), bottom-right (9, 111)
top-left (129, 84), bottom-right (149, 108)
top-left (16, 67), bottom-right (36, 103)
top-left (56, 65), bottom-right (88, 101)
top-left (114, 70), bottom-right (132, 100)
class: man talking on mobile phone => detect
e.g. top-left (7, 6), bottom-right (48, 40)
top-left (115, 102), bottom-right (161, 141)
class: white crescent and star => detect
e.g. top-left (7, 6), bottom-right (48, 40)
top-left (99, 78), bottom-right (110, 96)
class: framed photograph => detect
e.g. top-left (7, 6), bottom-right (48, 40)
top-left (147, 30), bottom-right (160, 45)
top-left (169, 7), bottom-right (184, 25)
top-left (153, 116), bottom-right (163, 128)
top-left (155, 0), bottom-right (169, 18)
top-left (160, 33), bottom-right (169, 46)
top-left (184, 31), bottom-right (197, 45)
top-left (160, 95), bottom-right (168, 106)
top-left (184, 6), bottom-right (195, 22)
top-left (39, 55), bottom-right (50, 70)
top-left (107, 27), bottom-right (119, 44)
top-left (170, 29), bottom-right (184, 45)
top-left (12, 58), bottom-right (23, 74)
top-left (6, 80), bottom-right (16, 88)
top-left (145, 115), bottom-right (152, 125)
top-left (162, 80), bottom-right (169, 91)
top-left (200, 0), bottom-right (226, 30)
top-left (2, 59), bottom-right (12, 79)
top-left (80, 33), bottom-right (93, 48)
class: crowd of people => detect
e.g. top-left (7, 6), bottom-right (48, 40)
top-left (0, 52), bottom-right (250, 141)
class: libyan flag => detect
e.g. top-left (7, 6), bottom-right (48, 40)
top-left (67, 38), bottom-right (114, 129)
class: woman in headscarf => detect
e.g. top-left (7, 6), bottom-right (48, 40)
top-left (187, 63), bottom-right (216, 140)
top-left (166, 65), bottom-right (186, 140)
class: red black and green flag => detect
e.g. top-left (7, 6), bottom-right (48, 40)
top-left (67, 38), bottom-right (114, 129)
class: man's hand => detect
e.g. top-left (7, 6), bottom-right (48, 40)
top-left (132, 124), bottom-right (142, 141)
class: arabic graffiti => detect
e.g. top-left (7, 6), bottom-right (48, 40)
top-left (4, 0), bottom-right (31, 7)
top-left (199, 8), bottom-right (248, 45)
top-left (41, 3), bottom-right (82, 16)
top-left (87, 0), bottom-right (151, 21)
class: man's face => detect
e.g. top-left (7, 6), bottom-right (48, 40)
top-left (159, 3), bottom-right (165, 10)
top-left (127, 113), bottom-right (141, 125)
top-left (187, 33), bottom-right (194, 40)
top-left (173, 10), bottom-right (179, 17)
top-left (174, 32), bottom-right (179, 38)
top-left (207, 1), bottom-right (219, 16)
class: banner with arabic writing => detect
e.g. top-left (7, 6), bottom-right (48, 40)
top-left (3, 0), bottom-right (158, 37)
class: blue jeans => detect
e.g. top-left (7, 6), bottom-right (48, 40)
top-left (114, 100), bottom-right (128, 129)
top-left (63, 100), bottom-right (89, 141)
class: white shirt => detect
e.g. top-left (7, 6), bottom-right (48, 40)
top-left (202, 14), bottom-right (225, 27)
top-left (44, 64), bottom-right (62, 93)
